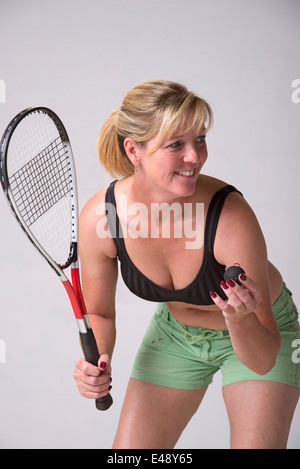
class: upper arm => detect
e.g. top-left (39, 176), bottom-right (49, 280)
top-left (214, 192), bottom-right (279, 335)
top-left (79, 190), bottom-right (118, 319)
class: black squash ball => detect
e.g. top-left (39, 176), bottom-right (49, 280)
top-left (224, 265), bottom-right (245, 286)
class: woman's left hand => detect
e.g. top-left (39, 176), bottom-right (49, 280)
top-left (210, 274), bottom-right (262, 322)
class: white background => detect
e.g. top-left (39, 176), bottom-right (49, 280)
top-left (0, 0), bottom-right (299, 449)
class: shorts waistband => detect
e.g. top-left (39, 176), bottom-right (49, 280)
top-left (177, 323), bottom-right (225, 344)
top-left (155, 302), bottom-right (228, 343)
top-left (155, 282), bottom-right (298, 341)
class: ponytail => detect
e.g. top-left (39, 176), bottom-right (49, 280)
top-left (97, 109), bottom-right (134, 178)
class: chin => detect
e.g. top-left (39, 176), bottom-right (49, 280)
top-left (172, 180), bottom-right (197, 198)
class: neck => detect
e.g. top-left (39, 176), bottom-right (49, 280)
top-left (129, 173), bottom-right (196, 208)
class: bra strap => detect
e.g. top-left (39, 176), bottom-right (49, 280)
top-left (205, 185), bottom-right (242, 254)
top-left (105, 180), bottom-right (124, 253)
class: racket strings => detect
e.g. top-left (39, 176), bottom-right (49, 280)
top-left (9, 136), bottom-right (70, 226)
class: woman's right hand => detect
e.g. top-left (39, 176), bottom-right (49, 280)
top-left (73, 354), bottom-right (112, 399)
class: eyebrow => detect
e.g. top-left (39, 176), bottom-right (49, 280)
top-left (165, 129), bottom-right (207, 143)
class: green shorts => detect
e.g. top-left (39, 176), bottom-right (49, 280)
top-left (131, 283), bottom-right (300, 389)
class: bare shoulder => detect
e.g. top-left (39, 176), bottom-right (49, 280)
top-left (196, 174), bottom-right (227, 191)
top-left (196, 175), bottom-right (258, 239)
top-left (218, 187), bottom-right (259, 238)
top-left (80, 187), bottom-right (107, 224)
top-left (194, 174), bottom-right (231, 204)
top-left (196, 174), bottom-right (250, 221)
top-left (214, 184), bottom-right (267, 271)
top-left (79, 187), bottom-right (117, 260)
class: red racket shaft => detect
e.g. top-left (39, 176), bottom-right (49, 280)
top-left (62, 267), bottom-right (113, 410)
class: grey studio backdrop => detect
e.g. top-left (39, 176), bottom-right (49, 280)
top-left (0, 0), bottom-right (299, 449)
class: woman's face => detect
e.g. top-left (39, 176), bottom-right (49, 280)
top-left (137, 129), bottom-right (208, 200)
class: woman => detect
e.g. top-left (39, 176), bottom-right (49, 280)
top-left (73, 80), bottom-right (300, 449)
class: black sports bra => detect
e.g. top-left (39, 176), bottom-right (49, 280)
top-left (105, 181), bottom-right (242, 305)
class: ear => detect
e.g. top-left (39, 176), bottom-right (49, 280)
top-left (123, 138), bottom-right (142, 167)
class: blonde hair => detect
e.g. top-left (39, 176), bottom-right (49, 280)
top-left (97, 80), bottom-right (213, 178)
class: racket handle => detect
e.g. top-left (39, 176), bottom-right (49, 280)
top-left (79, 329), bottom-right (113, 411)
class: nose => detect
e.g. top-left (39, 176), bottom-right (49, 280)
top-left (182, 144), bottom-right (202, 164)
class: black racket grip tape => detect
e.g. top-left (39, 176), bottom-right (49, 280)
top-left (79, 329), bottom-right (113, 411)
top-left (224, 265), bottom-right (245, 286)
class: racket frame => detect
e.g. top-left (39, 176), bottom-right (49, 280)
top-left (0, 107), bottom-right (112, 410)
top-left (0, 107), bottom-right (85, 328)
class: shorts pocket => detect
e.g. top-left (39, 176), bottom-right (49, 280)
top-left (140, 317), bottom-right (173, 351)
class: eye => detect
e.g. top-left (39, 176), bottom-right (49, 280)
top-left (196, 135), bottom-right (206, 144)
top-left (167, 140), bottom-right (183, 150)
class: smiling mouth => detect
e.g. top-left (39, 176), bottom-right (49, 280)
top-left (174, 169), bottom-right (195, 177)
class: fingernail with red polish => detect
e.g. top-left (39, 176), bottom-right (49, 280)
top-left (226, 279), bottom-right (235, 287)
top-left (220, 280), bottom-right (229, 290)
top-left (240, 274), bottom-right (247, 281)
top-left (100, 362), bottom-right (106, 370)
top-left (210, 291), bottom-right (217, 298)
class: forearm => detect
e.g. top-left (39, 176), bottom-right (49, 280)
top-left (87, 312), bottom-right (116, 359)
top-left (226, 313), bottom-right (281, 375)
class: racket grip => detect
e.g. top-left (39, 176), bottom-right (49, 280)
top-left (79, 329), bottom-right (113, 411)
